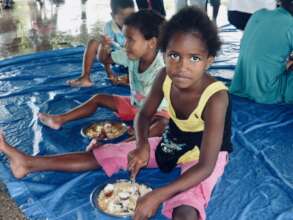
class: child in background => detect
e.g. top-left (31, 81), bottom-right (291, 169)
top-left (38, 10), bottom-right (168, 138)
top-left (230, 0), bottom-right (293, 104)
top-left (0, 6), bottom-right (232, 220)
top-left (68, 0), bottom-right (135, 87)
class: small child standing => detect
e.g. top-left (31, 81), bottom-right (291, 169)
top-left (0, 6), bottom-right (231, 220)
top-left (68, 0), bottom-right (135, 87)
top-left (38, 10), bottom-right (168, 138)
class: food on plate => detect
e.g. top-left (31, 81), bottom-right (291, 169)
top-left (84, 121), bottom-right (127, 140)
top-left (97, 180), bottom-right (152, 216)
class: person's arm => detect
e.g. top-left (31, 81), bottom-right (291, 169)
top-left (135, 68), bottom-right (167, 145)
top-left (127, 68), bottom-right (167, 178)
top-left (97, 35), bottom-right (114, 65)
top-left (133, 90), bottom-right (229, 220)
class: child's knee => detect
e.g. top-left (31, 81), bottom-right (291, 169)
top-left (87, 39), bottom-right (99, 48)
top-left (172, 205), bottom-right (199, 220)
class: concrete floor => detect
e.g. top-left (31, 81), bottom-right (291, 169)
top-left (0, 0), bottom-right (229, 219)
top-left (0, 182), bottom-right (27, 220)
top-left (0, 0), bottom-right (229, 59)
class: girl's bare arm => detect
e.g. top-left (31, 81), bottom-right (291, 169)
top-left (128, 68), bottom-right (167, 178)
top-left (97, 36), bottom-right (114, 65)
top-left (135, 68), bottom-right (167, 146)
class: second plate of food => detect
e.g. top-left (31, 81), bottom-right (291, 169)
top-left (81, 120), bottom-right (128, 143)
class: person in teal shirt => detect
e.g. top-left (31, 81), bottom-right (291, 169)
top-left (230, 0), bottom-right (293, 104)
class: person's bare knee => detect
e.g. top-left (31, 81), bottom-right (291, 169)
top-left (91, 94), bottom-right (116, 111)
top-left (87, 39), bottom-right (99, 50)
top-left (172, 205), bottom-right (199, 220)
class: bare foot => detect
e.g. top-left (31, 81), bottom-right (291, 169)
top-left (0, 132), bottom-right (30, 179)
top-left (38, 113), bottom-right (62, 130)
top-left (67, 77), bottom-right (93, 87)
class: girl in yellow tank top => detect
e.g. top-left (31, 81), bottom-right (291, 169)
top-left (128, 6), bottom-right (232, 220)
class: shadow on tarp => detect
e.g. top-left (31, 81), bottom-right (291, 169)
top-left (0, 26), bottom-right (292, 220)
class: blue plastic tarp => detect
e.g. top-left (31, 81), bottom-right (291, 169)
top-left (0, 26), bottom-right (292, 220)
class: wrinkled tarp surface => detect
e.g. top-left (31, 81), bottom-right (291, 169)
top-left (0, 26), bottom-right (292, 220)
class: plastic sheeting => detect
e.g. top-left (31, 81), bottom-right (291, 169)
top-left (0, 26), bottom-right (292, 220)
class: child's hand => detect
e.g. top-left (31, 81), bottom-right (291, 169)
top-left (133, 189), bottom-right (162, 220)
top-left (127, 145), bottom-right (150, 180)
top-left (100, 34), bottom-right (112, 47)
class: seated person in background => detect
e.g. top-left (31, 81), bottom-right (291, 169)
top-left (68, 0), bottom-right (135, 87)
top-left (39, 10), bottom-right (169, 138)
top-left (230, 0), bottom-right (293, 104)
top-left (227, 0), bottom-right (276, 30)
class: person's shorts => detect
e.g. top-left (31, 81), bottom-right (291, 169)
top-left (113, 95), bottom-right (169, 121)
top-left (93, 137), bottom-right (228, 220)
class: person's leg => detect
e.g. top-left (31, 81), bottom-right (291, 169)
top-left (93, 136), bottom-right (161, 177)
top-left (0, 132), bottom-right (100, 179)
top-left (67, 39), bottom-right (100, 87)
top-left (172, 205), bottom-right (199, 220)
top-left (189, 0), bottom-right (207, 11)
top-left (163, 152), bottom-right (228, 220)
top-left (209, 0), bottom-right (220, 22)
top-left (150, 0), bottom-right (166, 16)
top-left (38, 94), bottom-right (118, 129)
top-left (136, 0), bottom-right (148, 9)
top-left (4, 0), bottom-right (12, 8)
top-left (175, 0), bottom-right (187, 12)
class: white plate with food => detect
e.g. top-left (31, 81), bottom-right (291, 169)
top-left (91, 180), bottom-right (152, 218)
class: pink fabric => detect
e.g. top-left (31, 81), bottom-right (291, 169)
top-left (93, 137), bottom-right (161, 177)
top-left (162, 152), bottom-right (228, 220)
top-left (93, 139), bottom-right (228, 220)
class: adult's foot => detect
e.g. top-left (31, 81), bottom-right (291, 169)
top-left (67, 77), bottom-right (93, 87)
top-left (0, 132), bottom-right (30, 179)
top-left (38, 113), bottom-right (62, 130)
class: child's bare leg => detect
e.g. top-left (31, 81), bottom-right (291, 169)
top-left (172, 205), bottom-right (199, 220)
top-left (0, 132), bottom-right (100, 179)
top-left (38, 94), bottom-right (117, 129)
top-left (68, 39), bottom-right (100, 87)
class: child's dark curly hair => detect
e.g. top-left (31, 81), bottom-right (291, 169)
top-left (159, 6), bottom-right (221, 57)
top-left (110, 0), bottom-right (134, 15)
top-left (124, 9), bottom-right (165, 40)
